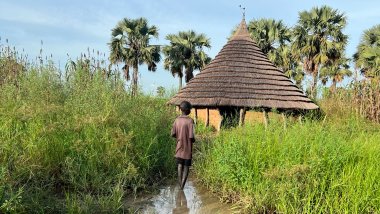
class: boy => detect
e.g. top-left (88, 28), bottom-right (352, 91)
top-left (171, 101), bottom-right (195, 190)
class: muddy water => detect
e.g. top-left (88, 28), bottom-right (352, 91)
top-left (128, 178), bottom-right (235, 214)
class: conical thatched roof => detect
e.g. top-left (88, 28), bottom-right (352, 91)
top-left (168, 18), bottom-right (319, 110)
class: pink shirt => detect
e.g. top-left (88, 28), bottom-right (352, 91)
top-left (171, 115), bottom-right (195, 159)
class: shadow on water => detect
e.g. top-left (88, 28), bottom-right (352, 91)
top-left (127, 178), bottom-right (234, 214)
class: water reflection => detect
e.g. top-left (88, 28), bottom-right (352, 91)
top-left (137, 179), bottom-right (231, 214)
top-left (144, 180), bottom-right (201, 214)
top-left (173, 190), bottom-right (189, 213)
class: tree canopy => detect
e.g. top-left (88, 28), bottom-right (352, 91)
top-left (354, 24), bottom-right (380, 79)
top-left (109, 17), bottom-right (160, 96)
top-left (292, 5), bottom-right (348, 98)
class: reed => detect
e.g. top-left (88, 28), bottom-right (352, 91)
top-left (195, 104), bottom-right (380, 213)
top-left (0, 43), bottom-right (176, 213)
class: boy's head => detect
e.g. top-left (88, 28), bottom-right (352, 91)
top-left (179, 101), bottom-right (192, 115)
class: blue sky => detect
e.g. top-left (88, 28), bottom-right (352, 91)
top-left (1, 0), bottom-right (380, 92)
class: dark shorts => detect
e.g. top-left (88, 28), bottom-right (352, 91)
top-left (176, 157), bottom-right (192, 166)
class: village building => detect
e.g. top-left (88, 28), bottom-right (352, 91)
top-left (168, 18), bottom-right (319, 130)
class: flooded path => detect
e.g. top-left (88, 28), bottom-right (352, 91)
top-left (127, 178), bottom-right (236, 214)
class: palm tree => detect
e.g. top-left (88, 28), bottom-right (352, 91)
top-left (164, 31), bottom-right (211, 84)
top-left (279, 45), bottom-right (305, 88)
top-left (353, 24), bottom-right (380, 79)
top-left (156, 86), bottom-right (166, 97)
top-left (285, 65), bottom-right (305, 88)
top-left (163, 38), bottom-right (185, 89)
top-left (247, 19), bottom-right (291, 57)
top-left (109, 17), bottom-right (160, 97)
top-left (292, 5), bottom-right (348, 98)
top-left (320, 52), bottom-right (352, 93)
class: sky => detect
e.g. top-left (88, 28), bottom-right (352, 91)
top-left (1, 0), bottom-right (380, 92)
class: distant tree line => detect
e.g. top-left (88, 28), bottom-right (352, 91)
top-left (107, 5), bottom-right (380, 98)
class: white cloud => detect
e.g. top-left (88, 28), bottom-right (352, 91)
top-left (0, 1), bottom-right (118, 40)
top-left (0, 3), bottom-right (54, 25)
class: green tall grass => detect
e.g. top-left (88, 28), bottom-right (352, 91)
top-left (0, 60), bottom-right (176, 213)
top-left (195, 111), bottom-right (380, 213)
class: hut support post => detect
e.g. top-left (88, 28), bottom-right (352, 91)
top-left (206, 108), bottom-right (210, 127)
top-left (263, 110), bottom-right (269, 129)
top-left (194, 108), bottom-right (198, 125)
top-left (217, 110), bottom-right (223, 132)
top-left (239, 108), bottom-right (246, 127)
top-left (217, 117), bottom-right (222, 132)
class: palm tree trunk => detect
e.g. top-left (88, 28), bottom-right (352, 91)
top-left (179, 76), bottom-right (183, 90)
top-left (123, 65), bottom-right (130, 81)
top-left (179, 66), bottom-right (184, 90)
top-left (185, 67), bottom-right (194, 83)
top-left (330, 80), bottom-right (337, 94)
top-left (311, 65), bottom-right (319, 99)
top-left (132, 65), bottom-right (138, 97)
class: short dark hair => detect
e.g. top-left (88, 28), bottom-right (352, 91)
top-left (179, 101), bottom-right (192, 111)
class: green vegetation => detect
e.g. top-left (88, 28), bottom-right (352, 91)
top-left (0, 54), bottom-right (176, 212)
top-left (195, 100), bottom-right (380, 213)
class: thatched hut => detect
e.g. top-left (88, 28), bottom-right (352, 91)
top-left (168, 18), bottom-right (319, 130)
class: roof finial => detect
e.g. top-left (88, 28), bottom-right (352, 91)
top-left (239, 5), bottom-right (246, 20)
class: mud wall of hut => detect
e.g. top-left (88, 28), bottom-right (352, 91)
top-left (189, 108), bottom-right (284, 129)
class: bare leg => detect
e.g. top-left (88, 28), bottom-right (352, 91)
top-left (177, 164), bottom-right (183, 188)
top-left (181, 166), bottom-right (189, 189)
